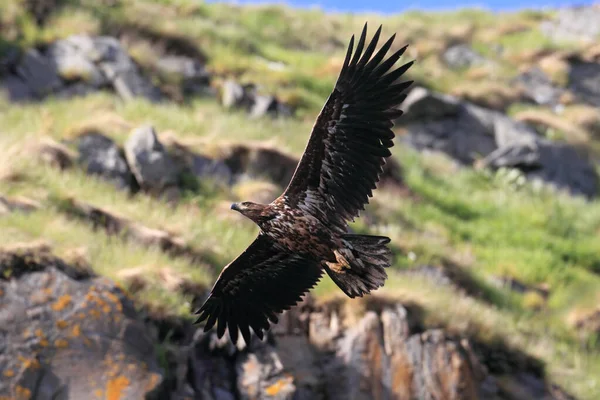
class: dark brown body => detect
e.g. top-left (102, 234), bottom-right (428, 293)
top-left (232, 197), bottom-right (341, 264)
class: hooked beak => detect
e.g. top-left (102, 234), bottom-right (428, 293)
top-left (231, 203), bottom-right (241, 212)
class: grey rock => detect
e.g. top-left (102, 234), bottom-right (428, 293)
top-left (0, 75), bottom-right (35, 101)
top-left (541, 5), bottom-right (600, 43)
top-left (0, 45), bottom-right (21, 74)
top-left (514, 67), bottom-right (563, 106)
top-left (220, 79), bottom-right (249, 109)
top-left (77, 132), bottom-right (135, 191)
top-left (323, 306), bottom-right (483, 400)
top-left (400, 87), bottom-right (599, 198)
top-left (482, 139), bottom-right (600, 198)
top-left (168, 141), bottom-right (234, 186)
top-left (0, 245), bottom-right (163, 399)
top-left (236, 341), bottom-right (296, 400)
top-left (567, 59), bottom-right (600, 107)
top-left (156, 55), bottom-right (211, 95)
top-left (47, 38), bottom-right (107, 87)
top-left (156, 56), bottom-right (208, 80)
top-left (442, 44), bottom-right (485, 69)
top-left (220, 80), bottom-right (292, 117)
top-left (15, 49), bottom-right (63, 97)
top-left (111, 67), bottom-right (162, 101)
top-left (399, 87), bottom-right (500, 164)
top-left (52, 35), bottom-right (162, 101)
top-left (125, 125), bottom-right (179, 193)
top-left (190, 155), bottom-right (233, 185)
top-left (250, 94), bottom-right (280, 118)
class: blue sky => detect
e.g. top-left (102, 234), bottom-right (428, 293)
top-left (214, 0), bottom-right (597, 14)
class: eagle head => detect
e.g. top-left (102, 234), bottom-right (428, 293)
top-left (231, 201), bottom-right (275, 225)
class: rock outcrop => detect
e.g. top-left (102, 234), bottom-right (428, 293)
top-left (0, 35), bottom-right (163, 102)
top-left (0, 245), bottom-right (574, 400)
top-left (124, 125), bottom-right (181, 201)
top-left (0, 243), bottom-right (164, 399)
top-left (77, 131), bottom-right (135, 191)
top-left (219, 80), bottom-right (293, 118)
top-left (156, 297), bottom-right (571, 400)
top-left (399, 87), bottom-right (599, 198)
top-left (541, 5), bottom-right (600, 43)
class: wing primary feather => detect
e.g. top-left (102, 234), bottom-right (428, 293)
top-left (367, 43), bottom-right (409, 83)
top-left (360, 33), bottom-right (396, 80)
top-left (377, 61), bottom-right (415, 88)
top-left (338, 34), bottom-right (355, 78)
top-left (228, 319), bottom-right (239, 345)
top-left (353, 25), bottom-right (382, 75)
top-left (217, 307), bottom-right (227, 338)
top-left (348, 23), bottom-right (368, 74)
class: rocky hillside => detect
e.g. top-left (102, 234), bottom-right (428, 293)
top-left (1, 1), bottom-right (600, 399)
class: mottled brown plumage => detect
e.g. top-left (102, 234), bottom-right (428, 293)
top-left (195, 23), bottom-right (414, 345)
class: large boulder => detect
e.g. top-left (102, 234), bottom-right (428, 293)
top-left (540, 5), bottom-right (600, 43)
top-left (57, 35), bottom-right (162, 101)
top-left (155, 55), bottom-right (211, 96)
top-left (567, 57), bottom-right (600, 107)
top-left (399, 87), bottom-right (599, 198)
top-left (513, 66), bottom-right (564, 107)
top-left (124, 125), bottom-right (180, 197)
top-left (320, 306), bottom-right (482, 400)
top-left (14, 49), bottom-right (63, 98)
top-left (442, 44), bottom-right (485, 69)
top-left (219, 80), bottom-right (292, 118)
top-left (77, 131), bottom-right (135, 191)
top-left (0, 243), bottom-right (163, 399)
top-left (176, 298), bottom-right (570, 400)
top-left (1, 35), bottom-right (162, 103)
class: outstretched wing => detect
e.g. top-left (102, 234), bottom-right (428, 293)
top-left (281, 23), bottom-right (414, 232)
top-left (194, 233), bottom-right (323, 345)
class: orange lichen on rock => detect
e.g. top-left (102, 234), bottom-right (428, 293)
top-left (54, 339), bottom-right (69, 348)
top-left (264, 377), bottom-right (293, 396)
top-left (51, 294), bottom-right (72, 311)
top-left (18, 355), bottom-right (40, 370)
top-left (90, 309), bottom-right (101, 319)
top-left (34, 329), bottom-right (44, 338)
top-left (39, 339), bottom-right (49, 347)
top-left (15, 385), bottom-right (31, 400)
top-left (2, 369), bottom-right (15, 377)
top-left (146, 373), bottom-right (162, 391)
top-left (56, 320), bottom-right (68, 329)
top-left (94, 389), bottom-right (103, 398)
top-left (71, 324), bottom-right (81, 337)
top-left (105, 291), bottom-right (124, 312)
top-left (106, 376), bottom-right (130, 400)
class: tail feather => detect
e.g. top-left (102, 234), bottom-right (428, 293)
top-left (324, 234), bottom-right (392, 298)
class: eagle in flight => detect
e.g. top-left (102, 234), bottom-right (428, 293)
top-left (195, 23), bottom-right (414, 345)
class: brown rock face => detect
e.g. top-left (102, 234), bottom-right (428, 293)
top-left (0, 244), bottom-right (163, 400)
top-left (317, 306), bottom-right (482, 400)
top-left (178, 297), bottom-right (571, 400)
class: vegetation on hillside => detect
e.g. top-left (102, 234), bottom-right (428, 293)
top-left (1, 0), bottom-right (600, 398)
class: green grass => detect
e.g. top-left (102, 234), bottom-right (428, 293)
top-left (1, 1), bottom-right (600, 398)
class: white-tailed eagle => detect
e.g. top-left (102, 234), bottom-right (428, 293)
top-left (195, 23), bottom-right (414, 345)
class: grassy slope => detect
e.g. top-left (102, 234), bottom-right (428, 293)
top-left (1, 0), bottom-right (600, 398)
